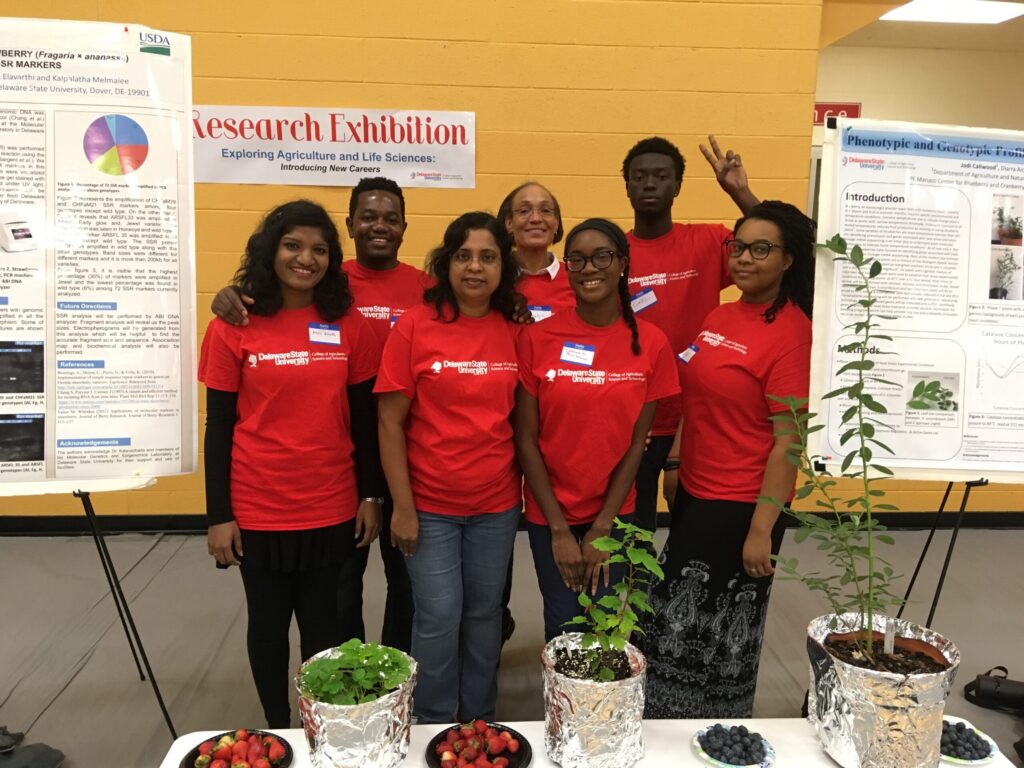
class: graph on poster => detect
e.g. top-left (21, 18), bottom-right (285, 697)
top-left (83, 114), bottom-right (149, 176)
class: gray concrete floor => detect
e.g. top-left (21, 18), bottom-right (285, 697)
top-left (1, 528), bottom-right (1022, 767)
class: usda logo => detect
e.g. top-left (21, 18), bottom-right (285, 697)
top-left (139, 31), bottom-right (171, 56)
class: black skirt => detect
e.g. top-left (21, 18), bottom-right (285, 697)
top-left (640, 487), bottom-right (785, 719)
top-left (238, 521), bottom-right (352, 573)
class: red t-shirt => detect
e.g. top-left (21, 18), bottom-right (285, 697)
top-left (516, 259), bottom-right (576, 322)
top-left (199, 306), bottom-right (381, 530)
top-left (678, 300), bottom-right (811, 503)
top-left (626, 223), bottom-right (733, 435)
top-left (374, 303), bottom-right (522, 516)
top-left (518, 311), bottom-right (680, 526)
top-left (342, 260), bottom-right (431, 346)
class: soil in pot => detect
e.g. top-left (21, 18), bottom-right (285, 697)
top-left (824, 634), bottom-right (949, 675)
top-left (553, 646), bottom-right (631, 681)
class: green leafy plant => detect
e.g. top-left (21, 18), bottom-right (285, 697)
top-left (908, 381), bottom-right (958, 411)
top-left (566, 518), bottom-right (664, 681)
top-left (763, 234), bottom-right (903, 659)
top-left (1006, 215), bottom-right (1023, 239)
top-left (298, 638), bottom-right (411, 706)
top-left (996, 252), bottom-right (1022, 293)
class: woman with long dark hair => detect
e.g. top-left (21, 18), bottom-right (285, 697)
top-left (375, 211), bottom-right (523, 724)
top-left (643, 200), bottom-right (815, 719)
top-left (200, 200), bottom-right (384, 727)
top-left (514, 218), bottom-right (680, 641)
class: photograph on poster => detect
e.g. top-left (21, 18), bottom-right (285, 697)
top-left (0, 411), bottom-right (43, 462)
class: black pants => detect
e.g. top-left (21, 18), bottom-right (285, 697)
top-left (239, 521), bottom-right (365, 728)
top-left (376, 493), bottom-right (414, 652)
top-left (634, 434), bottom-right (675, 534)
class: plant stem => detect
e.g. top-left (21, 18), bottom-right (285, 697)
top-left (854, 260), bottom-right (876, 657)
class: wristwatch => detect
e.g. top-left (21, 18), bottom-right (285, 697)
top-left (361, 497), bottom-right (385, 506)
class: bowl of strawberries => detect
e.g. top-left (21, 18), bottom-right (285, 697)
top-left (181, 729), bottom-right (291, 768)
top-left (427, 719), bottom-right (531, 768)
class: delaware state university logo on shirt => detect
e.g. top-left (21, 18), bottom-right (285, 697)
top-left (254, 350), bottom-right (311, 366)
top-left (428, 360), bottom-right (517, 376)
top-left (697, 330), bottom-right (748, 355)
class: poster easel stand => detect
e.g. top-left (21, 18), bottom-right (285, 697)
top-left (73, 490), bottom-right (177, 739)
top-left (897, 478), bottom-right (989, 627)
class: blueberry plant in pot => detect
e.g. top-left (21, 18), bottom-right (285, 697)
top-left (541, 518), bottom-right (662, 768)
top-left (764, 235), bottom-right (960, 768)
top-left (295, 638), bottom-right (417, 768)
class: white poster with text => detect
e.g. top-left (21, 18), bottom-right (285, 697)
top-left (814, 118), bottom-right (1024, 481)
top-left (0, 18), bottom-right (196, 484)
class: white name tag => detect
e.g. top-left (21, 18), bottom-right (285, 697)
top-left (560, 342), bottom-right (596, 367)
top-left (678, 343), bottom-right (699, 364)
top-left (630, 287), bottom-right (658, 313)
top-left (308, 323), bottom-right (341, 345)
top-left (528, 305), bottom-right (553, 322)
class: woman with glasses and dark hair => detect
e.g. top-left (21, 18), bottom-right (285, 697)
top-left (642, 200), bottom-right (815, 719)
top-left (498, 181), bottom-right (576, 322)
top-left (514, 218), bottom-right (680, 641)
top-left (375, 211), bottom-right (523, 724)
top-left (199, 200), bottom-right (384, 728)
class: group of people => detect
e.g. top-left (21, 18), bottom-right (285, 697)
top-left (198, 134), bottom-right (816, 727)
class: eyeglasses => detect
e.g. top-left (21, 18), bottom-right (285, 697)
top-left (513, 205), bottom-right (557, 220)
top-left (564, 250), bottom-right (617, 272)
top-left (453, 251), bottom-right (500, 266)
top-left (723, 238), bottom-right (783, 260)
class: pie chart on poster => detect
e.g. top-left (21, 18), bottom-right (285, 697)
top-left (83, 114), bottom-right (149, 176)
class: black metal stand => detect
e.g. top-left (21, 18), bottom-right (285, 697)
top-left (74, 490), bottom-right (177, 739)
top-left (897, 478), bottom-right (988, 627)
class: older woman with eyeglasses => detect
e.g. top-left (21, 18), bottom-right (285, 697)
top-left (498, 181), bottom-right (577, 322)
top-left (514, 218), bottom-right (680, 641)
top-left (642, 201), bottom-right (815, 720)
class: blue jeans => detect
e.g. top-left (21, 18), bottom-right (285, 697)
top-left (527, 515), bottom-right (633, 642)
top-left (404, 505), bottom-right (520, 724)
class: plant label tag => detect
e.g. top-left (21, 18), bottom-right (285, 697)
top-left (678, 343), bottom-right (699, 364)
top-left (884, 620), bottom-right (895, 655)
top-left (630, 287), bottom-right (658, 313)
top-left (560, 342), bottom-right (596, 367)
top-left (528, 305), bottom-right (553, 322)
top-left (308, 323), bottom-right (341, 345)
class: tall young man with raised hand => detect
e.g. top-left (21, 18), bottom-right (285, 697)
top-left (623, 136), bottom-right (760, 534)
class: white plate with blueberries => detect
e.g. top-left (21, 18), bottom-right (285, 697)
top-left (940, 716), bottom-right (998, 764)
top-left (692, 723), bottom-right (775, 768)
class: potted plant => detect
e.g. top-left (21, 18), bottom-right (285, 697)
top-left (541, 518), bottom-right (662, 768)
top-left (764, 235), bottom-right (960, 768)
top-left (295, 638), bottom-right (417, 768)
top-left (999, 214), bottom-right (1023, 246)
top-left (992, 251), bottom-right (1022, 299)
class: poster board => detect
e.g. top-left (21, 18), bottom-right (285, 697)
top-left (0, 18), bottom-right (197, 490)
top-left (812, 117), bottom-right (1024, 482)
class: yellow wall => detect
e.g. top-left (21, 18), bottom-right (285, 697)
top-left (5, 0), bottom-right (822, 517)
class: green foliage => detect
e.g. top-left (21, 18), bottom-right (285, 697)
top-left (762, 233), bottom-right (903, 658)
top-left (996, 252), bottom-right (1022, 291)
top-left (565, 518), bottom-right (663, 681)
top-left (298, 638), bottom-right (411, 706)
top-left (908, 380), bottom-right (958, 411)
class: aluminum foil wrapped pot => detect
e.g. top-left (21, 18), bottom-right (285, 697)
top-left (542, 632), bottom-right (646, 768)
top-left (807, 613), bottom-right (959, 768)
top-left (295, 647), bottom-right (417, 768)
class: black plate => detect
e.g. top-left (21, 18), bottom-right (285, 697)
top-left (179, 730), bottom-right (293, 768)
top-left (425, 722), bottom-right (532, 768)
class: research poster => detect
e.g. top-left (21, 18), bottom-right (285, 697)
top-left (813, 118), bottom-right (1024, 481)
top-left (192, 105), bottom-right (476, 188)
top-left (0, 18), bottom-right (196, 483)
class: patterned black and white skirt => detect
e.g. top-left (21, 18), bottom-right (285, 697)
top-left (640, 486), bottom-right (785, 719)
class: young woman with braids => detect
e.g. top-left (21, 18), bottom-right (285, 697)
top-left (514, 219), bottom-right (680, 641)
top-left (642, 201), bottom-right (815, 719)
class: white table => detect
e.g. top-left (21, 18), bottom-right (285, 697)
top-left (160, 718), bottom-right (1017, 767)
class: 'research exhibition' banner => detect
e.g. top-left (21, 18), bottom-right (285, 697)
top-left (192, 105), bottom-right (476, 188)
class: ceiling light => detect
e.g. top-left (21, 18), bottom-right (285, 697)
top-left (882, 0), bottom-right (1024, 23)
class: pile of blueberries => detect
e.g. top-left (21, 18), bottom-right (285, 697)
top-left (940, 720), bottom-right (992, 762)
top-left (697, 724), bottom-right (768, 766)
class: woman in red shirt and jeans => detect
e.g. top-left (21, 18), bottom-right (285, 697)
top-left (376, 211), bottom-right (523, 724)
top-left (643, 201), bottom-right (815, 719)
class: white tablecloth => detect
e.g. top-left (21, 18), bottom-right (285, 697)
top-left (159, 718), bottom-right (1016, 767)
